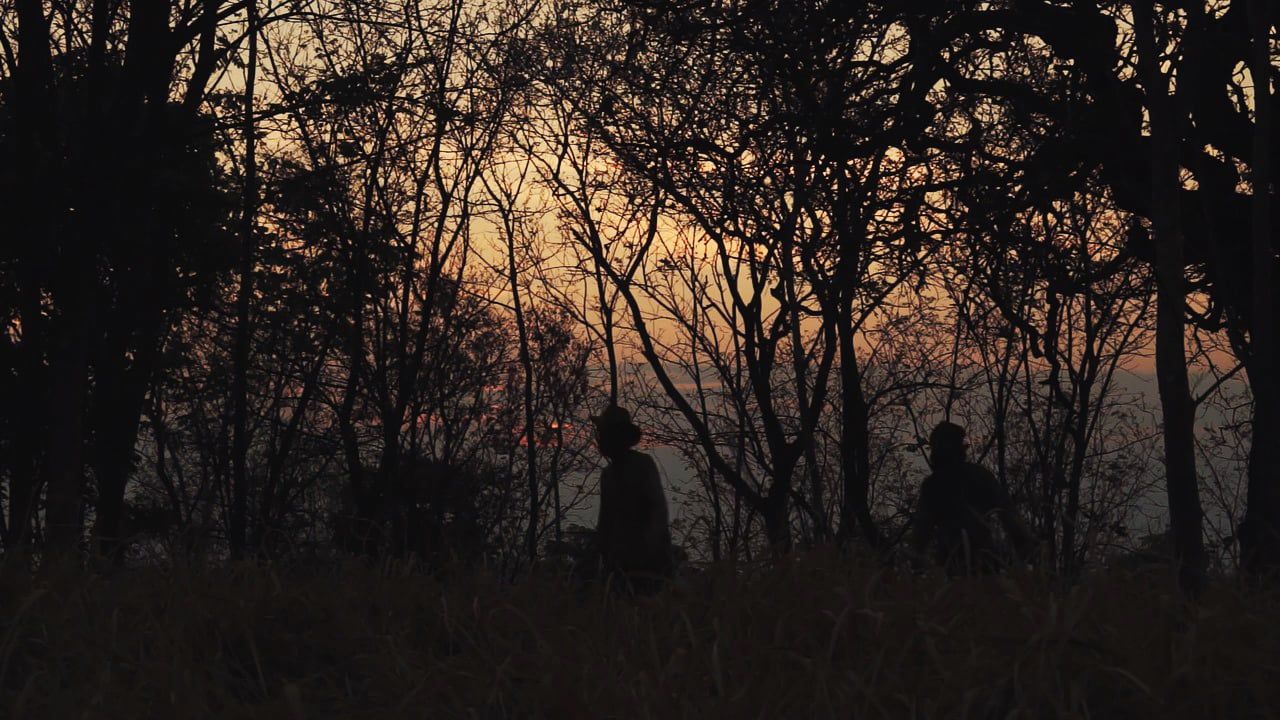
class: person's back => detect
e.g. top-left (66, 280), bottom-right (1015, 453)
top-left (911, 422), bottom-right (1035, 574)
top-left (598, 449), bottom-right (672, 579)
top-left (916, 461), bottom-right (1008, 572)
top-left (591, 406), bottom-right (674, 594)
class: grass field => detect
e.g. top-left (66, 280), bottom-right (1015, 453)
top-left (2, 550), bottom-right (1276, 719)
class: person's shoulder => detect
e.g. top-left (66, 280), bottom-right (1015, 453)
top-left (607, 450), bottom-right (648, 473)
top-left (624, 449), bottom-right (655, 465)
top-left (961, 462), bottom-right (1004, 495)
top-left (961, 461), bottom-right (997, 481)
top-left (918, 473), bottom-right (941, 499)
top-left (628, 450), bottom-right (662, 479)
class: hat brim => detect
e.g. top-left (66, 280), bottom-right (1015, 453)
top-left (592, 420), bottom-right (642, 447)
top-left (591, 416), bottom-right (640, 432)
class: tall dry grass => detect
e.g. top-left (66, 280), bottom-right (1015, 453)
top-left (1, 549), bottom-right (1276, 719)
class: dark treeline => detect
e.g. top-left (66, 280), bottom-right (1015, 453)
top-left (0, 0), bottom-right (1276, 592)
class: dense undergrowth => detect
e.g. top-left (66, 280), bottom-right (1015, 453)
top-left (1, 550), bottom-right (1276, 719)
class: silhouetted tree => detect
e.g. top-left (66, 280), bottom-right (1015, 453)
top-left (904, 1), bottom-right (1279, 588)
top-left (0, 0), bottom-right (241, 561)
top-left (535, 0), bottom-right (959, 551)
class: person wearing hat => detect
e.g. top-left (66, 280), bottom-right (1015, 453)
top-left (909, 421), bottom-right (1036, 574)
top-left (591, 404), bottom-right (674, 593)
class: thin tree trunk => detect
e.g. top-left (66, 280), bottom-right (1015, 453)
top-left (91, 331), bottom-right (160, 564)
top-left (338, 292), bottom-right (367, 554)
top-left (12, 0), bottom-right (59, 562)
top-left (1062, 288), bottom-right (1096, 580)
top-left (1134, 2), bottom-right (1207, 595)
top-left (5, 321), bottom-right (43, 561)
top-left (507, 220), bottom-right (539, 563)
top-left (835, 305), bottom-right (879, 549)
top-left (229, 0), bottom-right (259, 560)
top-left (592, 249), bottom-right (619, 403)
top-left (1241, 0), bottom-right (1279, 577)
top-left (690, 266), bottom-right (723, 561)
top-left (781, 245), bottom-right (828, 543)
top-left (41, 278), bottom-right (93, 558)
top-left (1062, 379), bottom-right (1091, 579)
top-left (552, 421), bottom-right (564, 545)
top-left (763, 482), bottom-right (792, 553)
top-left (731, 411), bottom-right (746, 559)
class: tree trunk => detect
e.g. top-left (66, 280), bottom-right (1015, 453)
top-left (762, 486), bottom-right (791, 554)
top-left (11, 0), bottom-right (58, 562)
top-left (835, 305), bottom-right (880, 549)
top-left (4, 321), bottom-right (44, 560)
top-left (338, 283), bottom-right (368, 555)
top-left (1134, 2), bottom-right (1207, 595)
top-left (1240, 0), bottom-right (1279, 577)
top-left (41, 275), bottom-right (93, 558)
top-left (229, 0), bottom-right (260, 560)
top-left (91, 273), bottom-right (168, 562)
top-left (5, 449), bottom-right (38, 561)
top-left (91, 354), bottom-right (146, 563)
top-left (592, 244), bottom-right (619, 404)
top-left (781, 246), bottom-right (829, 543)
top-left (1062, 290), bottom-right (1097, 579)
top-left (508, 227), bottom-right (539, 563)
top-left (1062, 395), bottom-right (1090, 579)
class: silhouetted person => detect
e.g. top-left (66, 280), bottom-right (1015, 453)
top-left (592, 405), bottom-right (673, 594)
top-left (910, 421), bottom-right (1036, 575)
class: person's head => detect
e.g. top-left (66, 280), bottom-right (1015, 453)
top-left (591, 404), bottom-right (642, 459)
top-left (929, 421), bottom-right (967, 467)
